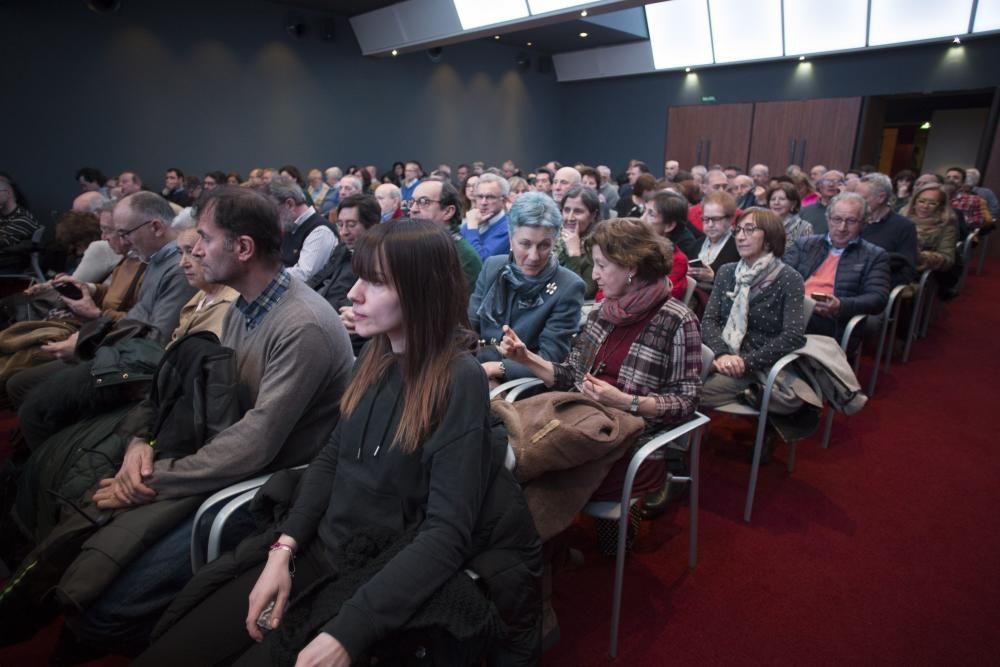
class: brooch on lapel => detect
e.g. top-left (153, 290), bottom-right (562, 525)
top-left (545, 282), bottom-right (558, 295)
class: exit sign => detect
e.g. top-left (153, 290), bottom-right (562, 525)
top-left (701, 95), bottom-right (717, 103)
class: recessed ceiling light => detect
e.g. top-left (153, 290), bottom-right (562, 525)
top-left (580, 9), bottom-right (587, 16)
top-left (579, 31), bottom-right (588, 37)
top-left (952, 36), bottom-right (961, 44)
top-left (527, 41), bottom-right (533, 46)
top-left (920, 121), bottom-right (932, 129)
top-left (494, 35), bottom-right (501, 40)
top-left (685, 67), bottom-right (691, 72)
top-left (798, 55), bottom-right (806, 60)
top-left (391, 49), bottom-right (398, 56)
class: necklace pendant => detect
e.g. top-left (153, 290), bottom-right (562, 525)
top-left (545, 282), bottom-right (558, 295)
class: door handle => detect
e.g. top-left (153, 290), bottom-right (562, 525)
top-left (706, 140), bottom-right (712, 166)
top-left (799, 139), bottom-right (807, 167)
top-left (788, 138), bottom-right (797, 167)
top-left (696, 140), bottom-right (703, 166)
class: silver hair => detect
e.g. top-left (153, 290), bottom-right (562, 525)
top-left (966, 168), bottom-right (981, 187)
top-left (476, 172), bottom-right (510, 197)
top-left (124, 191), bottom-right (177, 225)
top-left (171, 206), bottom-right (198, 232)
top-left (339, 174), bottom-right (362, 191)
top-left (508, 191), bottom-right (561, 237)
top-left (376, 182), bottom-right (401, 200)
top-left (267, 175), bottom-right (307, 205)
top-left (826, 192), bottom-right (869, 223)
top-left (77, 192), bottom-right (111, 214)
top-left (860, 172), bottom-right (893, 200)
top-left (325, 166), bottom-right (342, 179)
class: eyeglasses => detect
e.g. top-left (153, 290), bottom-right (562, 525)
top-left (828, 216), bottom-right (862, 227)
top-left (735, 224), bottom-right (760, 236)
top-left (702, 216), bottom-right (729, 224)
top-left (117, 218), bottom-right (155, 239)
top-left (410, 196), bottom-right (441, 208)
top-left (475, 194), bottom-right (501, 202)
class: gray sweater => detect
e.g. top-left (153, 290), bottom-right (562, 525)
top-left (148, 277), bottom-right (354, 498)
top-left (126, 241), bottom-right (197, 344)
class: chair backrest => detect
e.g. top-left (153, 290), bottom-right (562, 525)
top-left (682, 277), bottom-right (697, 306)
top-left (30, 226), bottom-right (45, 244)
top-left (700, 343), bottom-right (715, 382)
top-left (803, 296), bottom-right (816, 321)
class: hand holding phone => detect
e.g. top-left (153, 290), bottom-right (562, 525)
top-left (688, 258), bottom-right (704, 268)
top-left (54, 281), bottom-right (84, 300)
top-left (811, 292), bottom-right (831, 303)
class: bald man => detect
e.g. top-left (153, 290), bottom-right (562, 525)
top-left (552, 166), bottom-right (581, 205)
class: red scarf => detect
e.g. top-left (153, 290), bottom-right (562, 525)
top-left (600, 278), bottom-right (671, 326)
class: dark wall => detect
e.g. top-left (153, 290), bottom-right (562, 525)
top-left (2, 0), bottom-right (560, 223)
top-left (556, 36), bottom-right (1000, 175)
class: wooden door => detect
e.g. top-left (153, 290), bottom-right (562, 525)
top-left (665, 103), bottom-right (754, 171)
top-left (749, 97), bottom-right (862, 172)
top-left (748, 101), bottom-right (804, 172)
top-left (797, 97), bottom-right (862, 170)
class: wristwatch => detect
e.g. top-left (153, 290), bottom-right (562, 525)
top-left (498, 361), bottom-right (507, 381)
top-left (629, 395), bottom-right (640, 415)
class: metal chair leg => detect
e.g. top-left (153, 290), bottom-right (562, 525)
top-left (976, 232), bottom-right (989, 275)
top-left (821, 407), bottom-right (834, 449)
top-left (902, 275), bottom-right (929, 363)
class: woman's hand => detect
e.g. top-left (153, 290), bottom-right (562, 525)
top-left (561, 227), bottom-right (582, 257)
top-left (579, 373), bottom-right (630, 410)
top-left (338, 306), bottom-right (356, 333)
top-left (481, 361), bottom-right (504, 380)
top-left (498, 325), bottom-right (529, 364)
top-left (713, 354), bottom-right (746, 377)
top-left (295, 632), bottom-right (350, 667)
top-left (246, 547), bottom-right (295, 642)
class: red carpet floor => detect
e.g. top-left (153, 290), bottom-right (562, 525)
top-left (547, 252), bottom-right (1000, 666)
top-left (2, 253), bottom-right (998, 666)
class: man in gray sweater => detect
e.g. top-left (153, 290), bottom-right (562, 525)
top-left (71, 186), bottom-right (355, 649)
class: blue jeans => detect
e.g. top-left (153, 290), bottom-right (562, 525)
top-left (72, 516), bottom-right (195, 646)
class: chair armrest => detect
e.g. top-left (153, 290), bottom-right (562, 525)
top-left (840, 314), bottom-right (866, 352)
top-left (490, 377), bottom-right (542, 400)
top-left (206, 489), bottom-right (260, 565)
top-left (617, 412), bottom-right (710, 509)
top-left (506, 378), bottom-right (546, 401)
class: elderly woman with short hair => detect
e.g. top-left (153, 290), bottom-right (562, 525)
top-left (469, 192), bottom-right (585, 382)
top-left (768, 182), bottom-right (813, 244)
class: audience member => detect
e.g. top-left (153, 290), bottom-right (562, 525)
top-left (507, 175), bottom-right (530, 207)
top-left (768, 182), bottom-right (813, 243)
top-left (688, 190), bottom-right (741, 290)
top-left (664, 160), bottom-right (680, 180)
top-left (552, 166), bottom-right (581, 205)
top-left (76, 167), bottom-right (107, 195)
top-left (308, 194), bottom-right (380, 315)
top-left (618, 173), bottom-right (656, 218)
top-left (0, 174), bottom-right (42, 271)
top-left (640, 192), bottom-right (692, 300)
top-left (558, 185), bottom-right (601, 298)
top-left (966, 168), bottom-right (999, 220)
top-left (891, 169), bottom-right (916, 212)
top-left (408, 179), bottom-right (482, 292)
top-left (373, 183), bottom-right (402, 222)
top-left (118, 171), bottom-right (143, 197)
top-left (857, 173), bottom-right (918, 286)
top-left (461, 173), bottom-right (511, 260)
top-left (785, 192), bottom-right (890, 338)
top-left (163, 168), bottom-right (191, 207)
top-left (268, 176), bottom-right (337, 283)
top-left (469, 192), bottom-right (584, 383)
top-left (800, 169), bottom-right (845, 233)
top-left (400, 160), bottom-right (423, 202)
top-left (899, 183), bottom-right (958, 274)
top-left (533, 167), bottom-right (554, 197)
top-left (944, 166), bottom-right (993, 231)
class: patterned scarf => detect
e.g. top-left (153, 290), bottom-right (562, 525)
top-left (477, 254), bottom-right (561, 329)
top-left (722, 253), bottom-right (778, 354)
top-left (698, 232), bottom-right (732, 266)
top-left (600, 278), bottom-right (671, 326)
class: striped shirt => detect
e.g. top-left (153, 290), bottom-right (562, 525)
top-left (0, 206), bottom-right (41, 250)
top-left (551, 297), bottom-right (703, 430)
top-left (235, 268), bottom-right (292, 331)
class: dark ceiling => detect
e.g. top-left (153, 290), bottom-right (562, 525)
top-left (269, 1), bottom-right (649, 54)
top-left (268, 0), bottom-right (398, 17)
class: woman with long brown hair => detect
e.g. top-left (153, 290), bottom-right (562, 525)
top-left (137, 220), bottom-right (540, 666)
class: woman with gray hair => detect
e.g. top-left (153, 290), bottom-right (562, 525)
top-left (469, 191), bottom-right (585, 383)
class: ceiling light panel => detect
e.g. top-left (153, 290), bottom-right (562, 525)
top-left (784, 0), bottom-right (868, 55)
top-left (868, 0), bottom-right (974, 46)
top-left (645, 0), bottom-right (714, 70)
top-left (527, 0), bottom-right (592, 14)
top-left (709, 0), bottom-right (783, 63)
top-left (973, 0), bottom-right (1000, 33)
top-left (453, 0), bottom-right (529, 30)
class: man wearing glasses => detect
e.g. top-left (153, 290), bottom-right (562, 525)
top-left (784, 192), bottom-right (890, 340)
top-left (8, 192), bottom-right (195, 447)
top-left (409, 179), bottom-right (481, 293)
top-left (800, 169), bottom-right (845, 234)
top-left (460, 172), bottom-right (511, 260)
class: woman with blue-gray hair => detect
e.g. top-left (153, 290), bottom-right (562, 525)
top-left (469, 191), bottom-right (585, 383)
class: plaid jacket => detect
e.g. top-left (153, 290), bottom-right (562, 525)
top-left (551, 297), bottom-right (702, 430)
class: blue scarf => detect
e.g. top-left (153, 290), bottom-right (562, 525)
top-left (477, 255), bottom-right (560, 329)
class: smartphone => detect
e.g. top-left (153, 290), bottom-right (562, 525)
top-left (688, 258), bottom-right (704, 268)
top-left (256, 601), bottom-right (276, 632)
top-left (54, 282), bottom-right (84, 300)
top-left (811, 292), bottom-right (830, 302)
